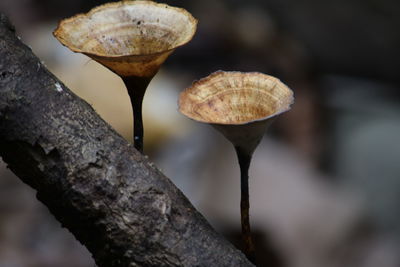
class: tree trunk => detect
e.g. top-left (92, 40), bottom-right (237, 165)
top-left (0, 13), bottom-right (253, 267)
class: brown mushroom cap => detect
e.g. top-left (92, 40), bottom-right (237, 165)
top-left (53, 1), bottom-right (197, 77)
top-left (179, 71), bottom-right (294, 125)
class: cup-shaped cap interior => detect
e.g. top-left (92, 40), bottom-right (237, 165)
top-left (53, 1), bottom-right (197, 77)
top-left (179, 71), bottom-right (294, 125)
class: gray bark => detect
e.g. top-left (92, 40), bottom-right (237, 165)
top-left (0, 13), bottom-right (253, 267)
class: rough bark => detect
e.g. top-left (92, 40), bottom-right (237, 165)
top-left (0, 14), bottom-right (253, 267)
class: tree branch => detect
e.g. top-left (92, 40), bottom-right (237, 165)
top-left (0, 14), bottom-right (253, 267)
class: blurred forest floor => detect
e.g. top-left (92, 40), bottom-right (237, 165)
top-left (0, 0), bottom-right (399, 266)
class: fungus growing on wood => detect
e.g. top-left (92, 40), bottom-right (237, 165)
top-left (54, 1), bottom-right (197, 153)
top-left (179, 70), bottom-right (294, 263)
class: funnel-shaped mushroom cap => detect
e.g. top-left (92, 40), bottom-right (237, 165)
top-left (53, 1), bottom-right (197, 77)
top-left (179, 71), bottom-right (294, 154)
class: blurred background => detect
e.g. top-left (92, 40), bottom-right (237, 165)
top-left (1, 0), bottom-right (400, 266)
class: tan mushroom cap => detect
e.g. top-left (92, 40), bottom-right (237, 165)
top-left (179, 71), bottom-right (294, 125)
top-left (53, 1), bottom-right (197, 77)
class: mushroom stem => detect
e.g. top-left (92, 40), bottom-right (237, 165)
top-left (122, 76), bottom-right (153, 153)
top-left (235, 146), bottom-right (256, 264)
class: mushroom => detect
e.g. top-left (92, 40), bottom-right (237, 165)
top-left (54, 1), bottom-right (197, 153)
top-left (179, 70), bottom-right (294, 262)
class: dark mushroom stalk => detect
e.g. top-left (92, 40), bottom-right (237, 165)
top-left (179, 71), bottom-right (294, 263)
top-left (53, 1), bottom-right (197, 153)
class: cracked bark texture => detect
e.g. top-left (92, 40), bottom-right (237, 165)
top-left (0, 14), bottom-right (253, 267)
